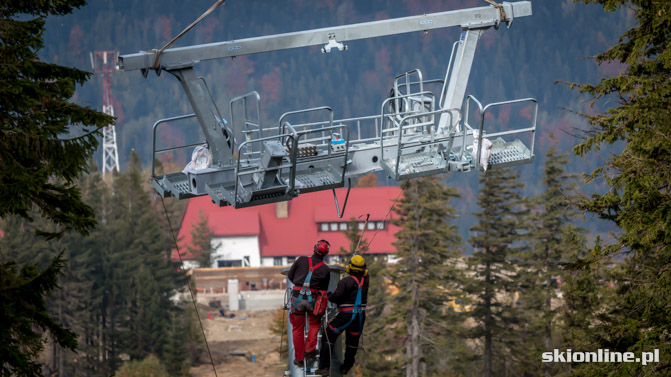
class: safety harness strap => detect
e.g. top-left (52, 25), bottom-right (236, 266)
top-left (331, 275), bottom-right (365, 334)
top-left (291, 257), bottom-right (324, 314)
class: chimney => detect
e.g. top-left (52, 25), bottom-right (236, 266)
top-left (276, 201), bottom-right (288, 218)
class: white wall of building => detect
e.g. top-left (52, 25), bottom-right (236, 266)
top-left (181, 260), bottom-right (201, 270)
top-left (261, 256), bottom-right (293, 266)
top-left (261, 257), bottom-right (275, 267)
top-left (210, 236), bottom-right (261, 267)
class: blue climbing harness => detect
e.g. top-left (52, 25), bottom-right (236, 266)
top-left (291, 257), bottom-right (323, 314)
top-left (331, 275), bottom-right (365, 334)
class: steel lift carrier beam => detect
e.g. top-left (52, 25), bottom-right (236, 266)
top-left (119, 1), bottom-right (537, 213)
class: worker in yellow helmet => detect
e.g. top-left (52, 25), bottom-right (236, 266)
top-left (315, 255), bottom-right (369, 376)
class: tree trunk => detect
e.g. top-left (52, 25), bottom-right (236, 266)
top-left (544, 245), bottom-right (552, 376)
top-left (406, 285), bottom-right (421, 377)
top-left (484, 259), bottom-right (492, 377)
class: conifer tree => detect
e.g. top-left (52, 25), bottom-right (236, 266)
top-left (515, 142), bottom-right (584, 376)
top-left (337, 217), bottom-right (370, 259)
top-left (465, 167), bottom-right (527, 377)
top-left (110, 152), bottom-right (177, 362)
top-left (0, 253), bottom-right (78, 377)
top-left (187, 211), bottom-right (215, 268)
top-left (386, 176), bottom-right (464, 377)
top-left (0, 0), bottom-right (112, 373)
top-left (163, 312), bottom-right (191, 377)
top-left (0, 0), bottom-right (113, 239)
top-left (565, 1), bottom-right (671, 374)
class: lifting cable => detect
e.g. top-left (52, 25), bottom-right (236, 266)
top-left (159, 195), bottom-right (219, 377)
top-left (357, 188), bottom-right (404, 255)
top-left (149, 0), bottom-right (226, 71)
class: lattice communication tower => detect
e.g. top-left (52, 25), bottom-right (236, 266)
top-left (90, 51), bottom-right (120, 178)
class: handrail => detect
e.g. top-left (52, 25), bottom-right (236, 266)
top-left (278, 106), bottom-right (334, 135)
top-left (151, 113), bottom-right (197, 176)
top-left (379, 107), bottom-right (458, 179)
top-left (379, 90), bottom-right (435, 130)
top-left (476, 97), bottom-right (537, 168)
top-left (293, 123), bottom-right (350, 169)
top-left (229, 91), bottom-right (262, 147)
top-left (393, 69), bottom-right (424, 113)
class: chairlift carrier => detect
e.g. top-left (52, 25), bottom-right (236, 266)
top-left (119, 1), bottom-right (537, 212)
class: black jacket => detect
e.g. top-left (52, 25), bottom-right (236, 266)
top-left (328, 271), bottom-right (369, 307)
top-left (287, 254), bottom-right (330, 297)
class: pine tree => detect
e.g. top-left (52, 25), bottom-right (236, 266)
top-left (516, 142), bottom-right (584, 376)
top-left (163, 311), bottom-right (190, 377)
top-left (0, 0), bottom-right (112, 374)
top-left (186, 211), bottom-right (215, 268)
top-left (385, 176), bottom-right (464, 377)
top-left (337, 217), bottom-right (370, 260)
top-left (0, 253), bottom-right (78, 377)
top-left (0, 0), bottom-right (113, 239)
top-left (565, 1), bottom-right (671, 375)
top-left (465, 167), bottom-right (527, 377)
top-left (110, 152), bottom-right (177, 362)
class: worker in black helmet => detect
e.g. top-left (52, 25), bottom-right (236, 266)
top-left (315, 255), bottom-right (369, 376)
top-left (287, 240), bottom-right (331, 368)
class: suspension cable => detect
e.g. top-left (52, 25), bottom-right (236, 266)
top-left (159, 195), bottom-right (219, 377)
top-left (362, 187), bottom-right (404, 253)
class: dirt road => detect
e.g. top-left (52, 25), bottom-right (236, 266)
top-left (190, 310), bottom-right (286, 377)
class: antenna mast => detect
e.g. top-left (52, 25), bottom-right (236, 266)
top-left (91, 51), bottom-right (120, 178)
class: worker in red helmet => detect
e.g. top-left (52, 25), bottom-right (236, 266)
top-left (287, 239), bottom-right (331, 368)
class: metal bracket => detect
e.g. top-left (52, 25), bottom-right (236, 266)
top-left (332, 178), bottom-right (352, 218)
top-left (322, 33), bottom-right (347, 53)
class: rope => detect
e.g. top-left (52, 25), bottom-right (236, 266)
top-left (150, 0), bottom-right (226, 70)
top-left (353, 214), bottom-right (370, 255)
top-left (323, 309), bottom-right (333, 373)
top-left (159, 195), bottom-right (219, 377)
top-left (483, 0), bottom-right (507, 23)
top-left (362, 187), bottom-right (403, 253)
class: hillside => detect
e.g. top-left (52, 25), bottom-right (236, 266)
top-left (40, 0), bottom-right (632, 244)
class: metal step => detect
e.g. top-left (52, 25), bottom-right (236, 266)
top-left (295, 165), bottom-right (344, 193)
top-left (210, 180), bottom-right (292, 209)
top-left (488, 138), bottom-right (533, 169)
top-left (382, 151), bottom-right (447, 180)
top-left (153, 172), bottom-right (197, 199)
top-left (205, 181), bottom-right (232, 206)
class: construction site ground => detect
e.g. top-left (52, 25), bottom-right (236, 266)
top-left (190, 308), bottom-right (286, 377)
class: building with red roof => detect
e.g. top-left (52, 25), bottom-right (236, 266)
top-left (172, 186), bottom-right (402, 268)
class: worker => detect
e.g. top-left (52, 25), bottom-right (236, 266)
top-left (287, 240), bottom-right (331, 368)
top-left (315, 255), bottom-right (369, 376)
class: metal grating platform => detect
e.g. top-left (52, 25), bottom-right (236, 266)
top-left (160, 173), bottom-right (196, 199)
top-left (295, 166), bottom-right (345, 192)
top-left (488, 138), bottom-right (532, 167)
top-left (383, 151), bottom-right (447, 180)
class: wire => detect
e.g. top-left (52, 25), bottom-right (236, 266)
top-left (353, 214), bottom-right (370, 255)
top-left (361, 187), bottom-right (403, 253)
top-left (159, 195), bottom-right (219, 377)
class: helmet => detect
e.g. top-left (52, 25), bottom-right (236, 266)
top-left (314, 239), bottom-right (330, 256)
top-left (346, 255), bottom-right (368, 276)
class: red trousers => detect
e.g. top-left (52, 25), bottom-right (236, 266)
top-left (289, 310), bottom-right (322, 361)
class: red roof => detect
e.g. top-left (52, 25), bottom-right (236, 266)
top-left (172, 186), bottom-right (402, 261)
